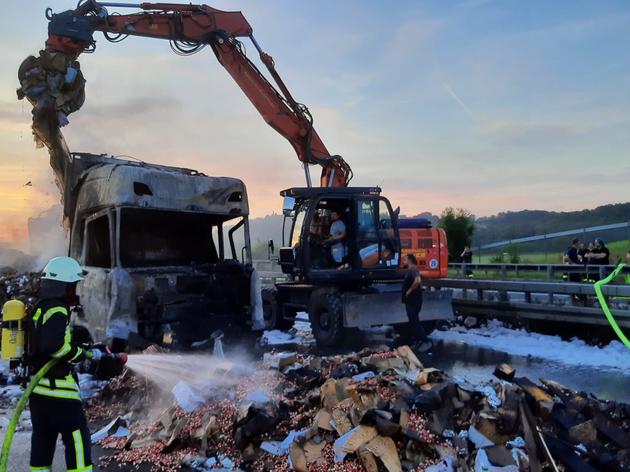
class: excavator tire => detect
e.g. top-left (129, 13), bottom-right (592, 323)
top-left (262, 287), bottom-right (293, 331)
top-left (308, 289), bottom-right (345, 347)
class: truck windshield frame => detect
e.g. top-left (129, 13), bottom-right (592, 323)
top-left (116, 207), bottom-right (231, 268)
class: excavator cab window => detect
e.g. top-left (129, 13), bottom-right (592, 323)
top-left (356, 198), bottom-right (399, 268)
top-left (306, 199), bottom-right (352, 270)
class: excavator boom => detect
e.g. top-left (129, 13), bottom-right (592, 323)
top-left (46, 0), bottom-right (352, 187)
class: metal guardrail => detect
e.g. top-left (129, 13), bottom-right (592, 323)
top-left (478, 221), bottom-right (630, 250)
top-left (253, 260), bottom-right (630, 329)
top-left (427, 277), bottom-right (630, 328)
top-left (448, 263), bottom-right (628, 280)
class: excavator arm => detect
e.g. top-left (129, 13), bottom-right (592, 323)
top-left (46, 1), bottom-right (352, 187)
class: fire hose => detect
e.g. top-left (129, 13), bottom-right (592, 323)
top-left (593, 263), bottom-right (630, 350)
top-left (0, 351), bottom-right (126, 472)
top-left (0, 359), bottom-right (57, 472)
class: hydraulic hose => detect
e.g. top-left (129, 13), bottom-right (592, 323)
top-left (593, 263), bottom-right (630, 350)
top-left (0, 359), bottom-right (57, 472)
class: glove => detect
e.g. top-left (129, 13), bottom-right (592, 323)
top-left (117, 353), bottom-right (128, 365)
top-left (90, 348), bottom-right (103, 361)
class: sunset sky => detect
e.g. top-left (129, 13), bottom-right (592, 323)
top-left (0, 0), bottom-right (629, 250)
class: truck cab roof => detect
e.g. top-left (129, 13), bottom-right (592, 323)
top-left (65, 153), bottom-right (249, 220)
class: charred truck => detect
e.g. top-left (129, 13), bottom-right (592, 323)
top-left (63, 153), bottom-right (260, 349)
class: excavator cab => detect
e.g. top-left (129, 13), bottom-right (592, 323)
top-left (279, 187), bottom-right (402, 285)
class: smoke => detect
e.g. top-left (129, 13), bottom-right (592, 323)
top-left (26, 204), bottom-right (67, 271)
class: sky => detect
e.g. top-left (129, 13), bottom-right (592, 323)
top-left (0, 0), bottom-right (629, 249)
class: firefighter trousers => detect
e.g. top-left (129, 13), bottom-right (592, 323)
top-left (29, 394), bottom-right (93, 472)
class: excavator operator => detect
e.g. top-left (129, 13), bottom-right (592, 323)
top-left (28, 257), bottom-right (127, 472)
top-left (327, 209), bottom-right (348, 267)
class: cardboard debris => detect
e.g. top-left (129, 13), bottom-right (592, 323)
top-left (84, 347), bottom-right (630, 472)
top-left (342, 425), bottom-right (378, 453)
top-left (366, 435), bottom-right (403, 472)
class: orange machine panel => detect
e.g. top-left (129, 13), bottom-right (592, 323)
top-left (398, 220), bottom-right (448, 278)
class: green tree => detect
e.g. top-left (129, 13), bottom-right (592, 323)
top-left (438, 208), bottom-right (475, 262)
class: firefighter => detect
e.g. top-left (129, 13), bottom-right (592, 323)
top-left (28, 256), bottom-right (126, 472)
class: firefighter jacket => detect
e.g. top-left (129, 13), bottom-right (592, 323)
top-left (30, 297), bottom-right (89, 401)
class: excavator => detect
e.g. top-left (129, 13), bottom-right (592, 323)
top-left (34, 0), bottom-right (452, 346)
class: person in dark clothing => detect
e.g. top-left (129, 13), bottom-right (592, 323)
top-left (398, 254), bottom-right (432, 351)
top-left (584, 239), bottom-right (610, 281)
top-left (29, 257), bottom-right (126, 472)
top-left (577, 242), bottom-right (588, 263)
top-left (587, 238), bottom-right (610, 265)
top-left (563, 238), bottom-right (582, 282)
top-left (460, 246), bottom-right (473, 277)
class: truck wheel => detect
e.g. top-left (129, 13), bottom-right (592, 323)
top-left (308, 289), bottom-right (345, 347)
top-left (262, 287), bottom-right (294, 331)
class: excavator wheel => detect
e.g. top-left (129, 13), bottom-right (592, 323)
top-left (262, 287), bottom-right (293, 331)
top-left (308, 289), bottom-right (345, 347)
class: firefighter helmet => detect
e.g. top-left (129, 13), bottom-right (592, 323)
top-left (41, 257), bottom-right (84, 283)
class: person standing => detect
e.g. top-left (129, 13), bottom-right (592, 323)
top-left (587, 239), bottom-right (610, 265)
top-left (398, 254), bottom-right (432, 351)
top-left (28, 257), bottom-right (126, 472)
top-left (460, 246), bottom-right (473, 278)
top-left (585, 239), bottom-right (610, 281)
top-left (563, 238), bottom-right (581, 282)
top-left (577, 242), bottom-right (589, 263)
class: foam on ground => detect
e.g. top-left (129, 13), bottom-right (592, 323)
top-left (432, 319), bottom-right (630, 374)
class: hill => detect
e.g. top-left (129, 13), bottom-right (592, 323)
top-left (473, 202), bottom-right (630, 246)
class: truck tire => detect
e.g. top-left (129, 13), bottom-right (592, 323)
top-left (262, 287), bottom-right (294, 331)
top-left (308, 289), bottom-right (345, 347)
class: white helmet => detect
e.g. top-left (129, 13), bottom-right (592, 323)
top-left (41, 257), bottom-right (84, 283)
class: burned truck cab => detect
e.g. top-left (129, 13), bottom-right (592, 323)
top-left (65, 153), bottom-right (257, 348)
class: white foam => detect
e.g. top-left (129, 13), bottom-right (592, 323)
top-left (432, 319), bottom-right (630, 374)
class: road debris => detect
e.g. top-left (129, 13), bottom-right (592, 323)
top-left (82, 347), bottom-right (630, 472)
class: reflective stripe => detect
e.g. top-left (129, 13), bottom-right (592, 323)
top-left (69, 347), bottom-right (84, 362)
top-left (32, 386), bottom-right (81, 401)
top-left (37, 378), bottom-right (79, 391)
top-left (73, 429), bottom-right (85, 471)
top-left (32, 308), bottom-right (43, 323)
top-left (67, 467), bottom-right (93, 472)
top-left (42, 306), bottom-right (68, 324)
top-left (30, 467), bottom-right (51, 472)
top-left (51, 326), bottom-right (73, 359)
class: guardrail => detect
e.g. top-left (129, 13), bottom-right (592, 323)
top-left (426, 277), bottom-right (630, 328)
top-left (448, 263), bottom-right (629, 281)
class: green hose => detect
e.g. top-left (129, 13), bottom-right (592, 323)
top-left (593, 263), bottom-right (630, 350)
top-left (0, 359), bottom-right (57, 472)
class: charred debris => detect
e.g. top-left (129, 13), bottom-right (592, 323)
top-left (86, 344), bottom-right (630, 472)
